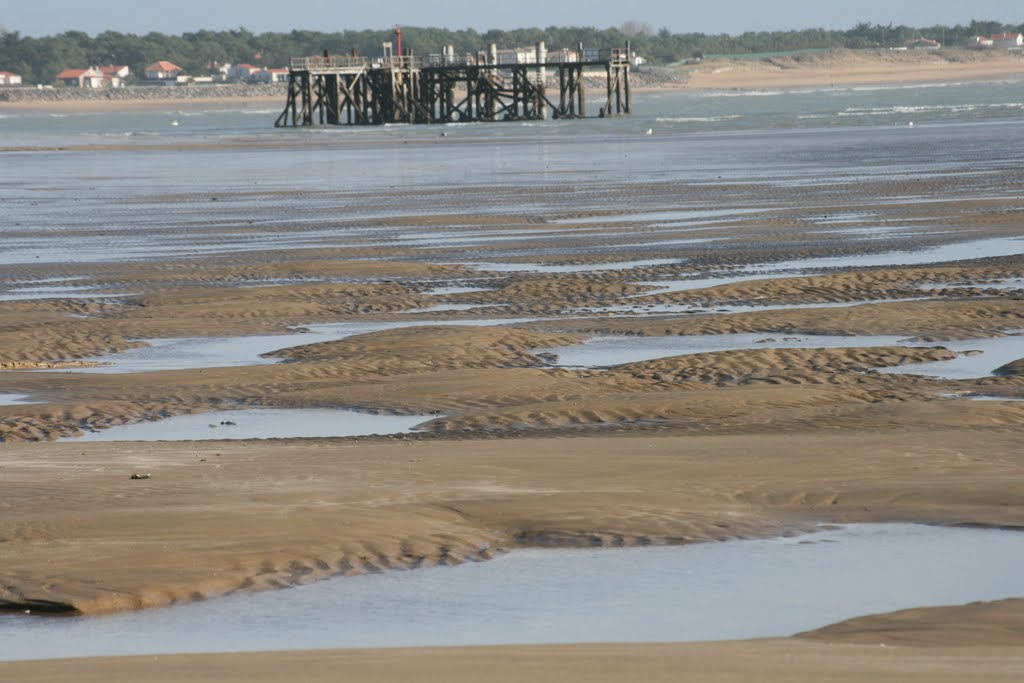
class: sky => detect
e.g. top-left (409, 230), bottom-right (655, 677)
top-left (3, 0), bottom-right (1020, 37)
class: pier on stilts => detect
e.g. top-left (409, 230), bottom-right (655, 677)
top-left (275, 40), bottom-right (632, 127)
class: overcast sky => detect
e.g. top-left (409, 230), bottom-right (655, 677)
top-left (4, 0), bottom-right (1020, 37)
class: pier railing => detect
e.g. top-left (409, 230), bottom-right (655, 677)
top-left (290, 55), bottom-right (423, 72)
top-left (423, 47), bottom-right (631, 68)
top-left (291, 56), bottom-right (365, 71)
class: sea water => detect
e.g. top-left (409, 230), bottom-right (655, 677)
top-left (3, 85), bottom-right (1024, 268)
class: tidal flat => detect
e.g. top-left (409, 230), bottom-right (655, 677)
top-left (2, 83), bottom-right (1024, 681)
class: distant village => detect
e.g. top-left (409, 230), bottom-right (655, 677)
top-left (0, 60), bottom-right (290, 89)
top-left (0, 31), bottom-right (1021, 88)
top-left (899, 32), bottom-right (1023, 51)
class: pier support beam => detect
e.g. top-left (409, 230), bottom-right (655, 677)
top-left (275, 50), bottom-right (631, 127)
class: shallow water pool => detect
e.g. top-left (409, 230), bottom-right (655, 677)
top-left (760, 236), bottom-right (1024, 272)
top-left (919, 278), bottom-right (1024, 291)
top-left (1, 524), bottom-right (1021, 661)
top-left (544, 331), bottom-right (1022, 379)
top-left (0, 393), bottom-right (38, 406)
top-left (60, 318), bottom-right (542, 374)
top-left (465, 257), bottom-right (683, 274)
top-left (879, 335), bottom-right (1024, 380)
top-left (65, 408), bottom-right (433, 442)
top-left (542, 333), bottom-right (912, 368)
top-left (635, 237), bottom-right (1024, 295)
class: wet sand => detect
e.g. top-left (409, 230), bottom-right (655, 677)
top-left (4, 632), bottom-right (1024, 683)
top-left (3, 428), bottom-right (1024, 614)
top-left (2, 81), bottom-right (1024, 679)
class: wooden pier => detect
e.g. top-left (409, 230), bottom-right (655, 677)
top-left (275, 42), bottom-right (632, 127)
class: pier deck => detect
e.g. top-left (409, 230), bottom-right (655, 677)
top-left (275, 44), bottom-right (632, 127)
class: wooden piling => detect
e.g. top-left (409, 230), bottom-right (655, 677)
top-left (275, 45), bottom-right (631, 127)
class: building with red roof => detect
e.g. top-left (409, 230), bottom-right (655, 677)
top-left (229, 63), bottom-right (262, 81)
top-left (144, 61), bottom-right (185, 80)
top-left (253, 67), bottom-right (289, 83)
top-left (905, 38), bottom-right (941, 50)
top-left (56, 67), bottom-right (107, 88)
top-left (99, 65), bottom-right (131, 80)
top-left (991, 33), bottom-right (1023, 49)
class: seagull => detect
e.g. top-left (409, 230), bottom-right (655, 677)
top-left (645, 128), bottom-right (653, 135)
top-left (171, 120), bottom-right (180, 127)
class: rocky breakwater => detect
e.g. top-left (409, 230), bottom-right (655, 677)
top-left (0, 83), bottom-right (287, 104)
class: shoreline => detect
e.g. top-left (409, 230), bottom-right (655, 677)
top-left (4, 516), bottom-right (1020, 618)
top-left (1, 50), bottom-right (1021, 113)
top-left (0, 94), bottom-right (284, 113)
top-left (679, 48), bottom-right (1024, 91)
top-left (3, 428), bottom-right (1023, 615)
top-left (4, 617), bottom-right (1024, 681)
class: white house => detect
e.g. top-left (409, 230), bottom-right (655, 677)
top-left (991, 33), bottom-right (1024, 49)
top-left (0, 71), bottom-right (22, 86)
top-left (56, 67), bottom-right (106, 88)
top-left (229, 63), bottom-right (262, 81)
top-left (495, 48), bottom-right (537, 66)
top-left (547, 48), bottom-right (579, 63)
top-left (99, 64), bottom-right (130, 83)
top-left (144, 61), bottom-right (184, 80)
top-left (204, 61), bottom-right (232, 82)
top-left (969, 36), bottom-right (995, 48)
top-left (905, 38), bottom-right (941, 50)
top-left (252, 67), bottom-right (289, 83)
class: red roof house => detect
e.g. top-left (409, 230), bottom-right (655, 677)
top-left (229, 63), bottom-right (262, 81)
top-left (56, 67), bottom-right (106, 88)
top-left (144, 61), bottom-right (185, 80)
top-left (99, 65), bottom-right (131, 79)
top-left (991, 33), bottom-right (1024, 48)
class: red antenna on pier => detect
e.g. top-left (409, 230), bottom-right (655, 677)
top-left (394, 26), bottom-right (403, 56)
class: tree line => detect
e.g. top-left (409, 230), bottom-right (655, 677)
top-left (0, 20), bottom-right (1021, 85)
